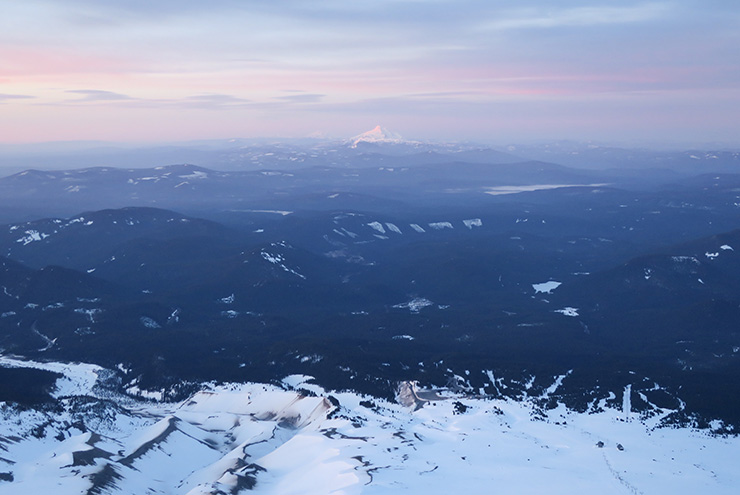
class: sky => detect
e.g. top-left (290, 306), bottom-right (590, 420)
top-left (0, 0), bottom-right (738, 146)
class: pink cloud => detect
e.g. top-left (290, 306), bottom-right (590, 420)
top-left (0, 47), bottom-right (139, 78)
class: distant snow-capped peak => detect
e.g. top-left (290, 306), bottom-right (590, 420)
top-left (348, 125), bottom-right (406, 147)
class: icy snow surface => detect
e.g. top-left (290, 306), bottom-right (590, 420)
top-left (0, 357), bottom-right (739, 494)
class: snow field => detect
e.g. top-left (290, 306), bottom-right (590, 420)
top-left (0, 358), bottom-right (739, 494)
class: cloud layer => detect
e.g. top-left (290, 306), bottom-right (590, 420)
top-left (1, 0), bottom-right (738, 144)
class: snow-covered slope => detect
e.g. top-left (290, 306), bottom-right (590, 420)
top-left (0, 357), bottom-right (738, 494)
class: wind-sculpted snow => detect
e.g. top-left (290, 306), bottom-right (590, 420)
top-left (0, 358), bottom-right (739, 494)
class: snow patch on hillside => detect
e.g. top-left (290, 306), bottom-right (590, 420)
top-left (393, 297), bottom-right (434, 313)
top-left (533, 281), bottom-right (562, 294)
top-left (428, 222), bottom-right (453, 230)
top-left (16, 230), bottom-right (49, 245)
top-left (463, 218), bottom-right (482, 229)
top-left (0, 355), bottom-right (104, 397)
top-left (260, 250), bottom-right (306, 279)
top-left (367, 222), bottom-right (386, 234)
top-left (385, 222), bottom-right (402, 234)
top-left (554, 307), bottom-right (579, 317)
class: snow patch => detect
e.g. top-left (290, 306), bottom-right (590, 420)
top-left (393, 297), bottom-right (434, 313)
top-left (463, 218), bottom-right (482, 229)
top-left (16, 230), bottom-right (49, 245)
top-left (140, 317), bottom-right (161, 329)
top-left (385, 223), bottom-right (402, 234)
top-left (485, 184), bottom-right (608, 195)
top-left (260, 251), bottom-right (306, 280)
top-left (533, 281), bottom-right (562, 294)
top-left (367, 221), bottom-right (386, 234)
top-left (672, 256), bottom-right (700, 264)
top-left (179, 171), bottom-right (208, 180)
top-left (0, 355), bottom-right (103, 398)
top-left (623, 384), bottom-right (633, 420)
top-left (554, 307), bottom-right (579, 317)
top-left (233, 209), bottom-right (293, 215)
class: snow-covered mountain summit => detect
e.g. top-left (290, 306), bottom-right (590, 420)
top-left (348, 125), bottom-right (409, 148)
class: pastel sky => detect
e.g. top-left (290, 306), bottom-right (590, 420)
top-left (1, 0), bottom-right (738, 145)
